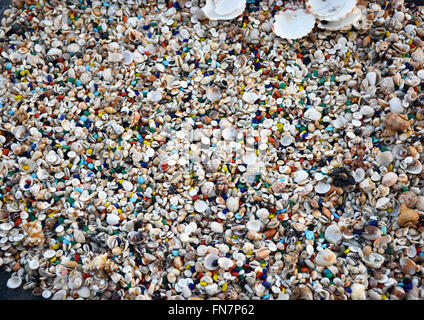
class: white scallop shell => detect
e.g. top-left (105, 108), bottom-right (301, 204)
top-left (202, 0), bottom-right (246, 20)
top-left (306, 0), bottom-right (357, 21)
top-left (317, 7), bottom-right (361, 30)
top-left (272, 8), bottom-right (316, 40)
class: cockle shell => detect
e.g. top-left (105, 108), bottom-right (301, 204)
top-left (256, 208), bottom-right (269, 220)
top-left (382, 172), bottom-right (398, 186)
top-left (272, 8), bottom-right (316, 40)
top-left (217, 257), bottom-right (233, 270)
top-left (402, 157), bottom-right (422, 174)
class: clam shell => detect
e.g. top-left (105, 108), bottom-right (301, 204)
top-left (315, 182), bottom-right (331, 194)
top-left (11, 125), bottom-right (29, 141)
top-left (217, 257), bottom-right (233, 270)
top-left (280, 135), bottom-right (295, 147)
top-left (272, 8), bottom-right (316, 40)
top-left (51, 289), bottom-right (67, 300)
top-left (315, 248), bottom-right (337, 266)
top-left (201, 0), bottom-right (245, 20)
top-left (318, 7), bottom-right (361, 30)
top-left (7, 275), bottom-right (22, 289)
top-left (204, 253), bottom-right (219, 270)
top-left (206, 86), bottom-right (222, 102)
top-left (256, 208), bottom-right (269, 220)
top-left (194, 200), bottom-right (207, 213)
top-left (122, 50), bottom-right (133, 65)
top-left (246, 220), bottom-right (262, 232)
top-left (324, 224), bottom-right (343, 244)
top-left (306, 0), bottom-right (357, 21)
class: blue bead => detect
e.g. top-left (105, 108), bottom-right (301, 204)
top-left (369, 220), bottom-right (378, 226)
top-left (188, 283), bottom-right (194, 290)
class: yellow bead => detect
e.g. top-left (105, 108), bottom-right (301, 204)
top-left (87, 148), bottom-right (93, 154)
top-left (200, 281), bottom-right (207, 286)
top-left (382, 294), bottom-right (387, 300)
top-left (387, 208), bottom-right (392, 213)
top-left (52, 244), bottom-right (60, 250)
top-left (105, 202), bottom-right (110, 207)
top-left (22, 165), bottom-right (30, 171)
top-left (222, 283), bottom-right (228, 292)
top-left (344, 248), bottom-right (350, 254)
top-left (213, 274), bottom-right (218, 281)
top-left (117, 209), bottom-right (122, 214)
top-left (50, 257), bottom-right (57, 263)
top-left (98, 112), bottom-right (103, 118)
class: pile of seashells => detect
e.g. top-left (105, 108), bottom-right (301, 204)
top-left (0, 0), bottom-right (423, 301)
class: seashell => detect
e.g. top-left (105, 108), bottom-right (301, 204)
top-left (217, 257), bottom-right (233, 270)
top-left (146, 90), bottom-right (162, 102)
top-left (122, 50), bottom-right (133, 65)
top-left (11, 125), bottom-right (29, 141)
top-left (7, 275), bottom-right (22, 289)
top-left (315, 182), bottom-right (331, 194)
top-left (363, 252), bottom-right (384, 269)
top-left (272, 8), bottom-right (316, 40)
top-left (246, 220), bottom-right (262, 232)
top-left (315, 248), bottom-right (336, 266)
top-left (210, 221), bottom-right (223, 233)
top-left (194, 200), bottom-right (207, 213)
top-left (392, 43), bottom-right (410, 54)
top-left (106, 214), bottom-right (120, 225)
top-left (399, 257), bottom-right (416, 275)
top-left (303, 107), bottom-right (321, 121)
top-left (51, 289), bottom-right (67, 300)
top-left (77, 286), bottom-right (91, 298)
top-left (256, 248), bottom-right (271, 259)
top-left (201, 0), bottom-right (245, 20)
top-left (392, 145), bottom-right (409, 160)
top-left (256, 208), bottom-right (269, 220)
top-left (389, 97), bottom-right (404, 114)
top-left (242, 91), bottom-right (258, 104)
top-left (66, 43), bottom-right (80, 53)
top-left (416, 196), bottom-right (424, 211)
top-left (362, 225), bottom-right (382, 241)
top-left (317, 7), bottom-right (361, 30)
top-left (375, 151), bottom-right (393, 167)
top-left (398, 203), bottom-right (418, 227)
top-left (350, 283), bottom-right (366, 300)
top-left (382, 172), bottom-right (398, 187)
top-left (204, 253), bottom-right (219, 270)
top-left (402, 157), bottom-right (422, 175)
top-left (47, 48), bottom-right (62, 56)
top-left (398, 191), bottom-right (417, 208)
top-left (353, 168), bottom-right (365, 183)
top-left (201, 181), bottom-right (215, 197)
top-left (272, 180), bottom-right (286, 194)
top-left (226, 197), bottom-right (239, 213)
top-left (293, 170), bottom-right (308, 183)
top-left (280, 134), bottom-right (295, 147)
top-left (306, 0), bottom-right (357, 21)
top-left (205, 86), bottom-right (221, 102)
top-left (325, 224), bottom-right (343, 244)
top-left (291, 285), bottom-right (313, 300)
top-left (382, 113), bottom-right (411, 137)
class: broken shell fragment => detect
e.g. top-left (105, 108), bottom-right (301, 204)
top-left (201, 0), bottom-right (245, 20)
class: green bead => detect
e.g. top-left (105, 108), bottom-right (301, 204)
top-left (401, 186), bottom-right (408, 191)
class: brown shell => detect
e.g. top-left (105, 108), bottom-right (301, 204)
top-left (398, 191), bottom-right (418, 208)
top-left (398, 203), bottom-right (419, 227)
top-left (382, 113), bottom-right (412, 136)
